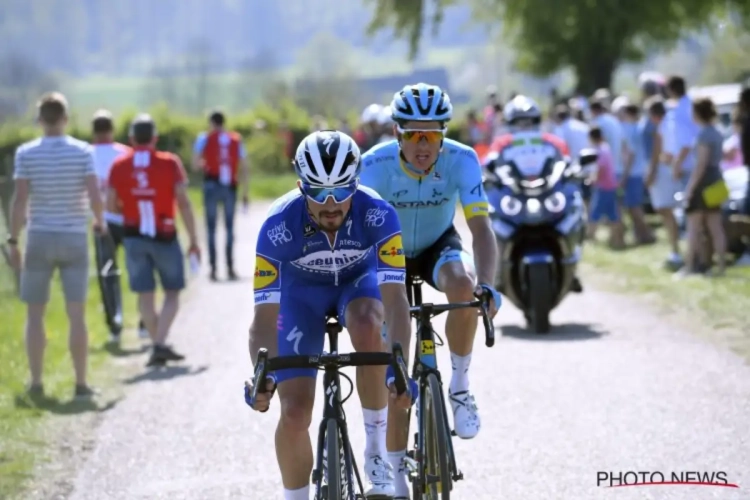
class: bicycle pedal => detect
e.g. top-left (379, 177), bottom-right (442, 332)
top-left (454, 470), bottom-right (464, 481)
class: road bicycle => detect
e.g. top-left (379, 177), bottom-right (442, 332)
top-left (403, 274), bottom-right (494, 500)
top-left (251, 315), bottom-right (409, 500)
top-left (94, 232), bottom-right (124, 337)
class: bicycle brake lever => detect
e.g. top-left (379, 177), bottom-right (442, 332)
top-left (250, 348), bottom-right (268, 407)
top-left (480, 291), bottom-right (495, 348)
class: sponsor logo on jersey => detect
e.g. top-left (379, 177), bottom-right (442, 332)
top-left (364, 207), bottom-right (388, 227)
top-left (267, 220), bottom-right (293, 246)
top-left (381, 273), bottom-right (403, 282)
top-left (303, 223), bottom-right (317, 238)
top-left (254, 256), bottom-right (279, 289)
top-left (391, 198), bottom-right (450, 208)
top-left (338, 239), bottom-right (362, 248)
top-left (378, 234), bottom-right (405, 268)
top-left (292, 249), bottom-right (370, 273)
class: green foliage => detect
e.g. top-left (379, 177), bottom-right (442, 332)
top-left (0, 98), bottom-right (321, 181)
top-left (367, 0), bottom-right (733, 93)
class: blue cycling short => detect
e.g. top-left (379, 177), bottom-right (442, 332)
top-left (276, 269), bottom-right (382, 383)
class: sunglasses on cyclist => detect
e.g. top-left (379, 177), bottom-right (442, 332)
top-left (301, 180), bottom-right (358, 204)
top-left (396, 125), bottom-right (446, 144)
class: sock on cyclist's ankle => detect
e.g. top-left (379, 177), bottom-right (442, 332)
top-left (449, 352), bottom-right (472, 394)
top-left (388, 450), bottom-right (409, 496)
top-left (362, 407), bottom-right (387, 457)
top-left (283, 485), bottom-right (309, 500)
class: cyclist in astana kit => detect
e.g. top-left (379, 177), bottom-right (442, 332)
top-left (359, 83), bottom-right (502, 499)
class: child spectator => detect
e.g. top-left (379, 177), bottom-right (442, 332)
top-left (587, 126), bottom-right (625, 249)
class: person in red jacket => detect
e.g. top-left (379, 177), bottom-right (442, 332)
top-left (108, 114), bottom-right (200, 366)
top-left (192, 110), bottom-right (249, 281)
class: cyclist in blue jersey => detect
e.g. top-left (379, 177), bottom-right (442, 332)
top-left (360, 83), bottom-right (501, 498)
top-left (244, 130), bottom-right (416, 500)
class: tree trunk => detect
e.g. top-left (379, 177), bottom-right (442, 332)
top-left (574, 54), bottom-right (618, 95)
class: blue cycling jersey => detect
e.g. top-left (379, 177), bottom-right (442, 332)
top-left (254, 187), bottom-right (406, 305)
top-left (360, 138), bottom-right (490, 258)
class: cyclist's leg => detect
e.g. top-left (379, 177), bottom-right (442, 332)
top-left (338, 271), bottom-right (394, 496)
top-left (276, 290), bottom-right (328, 498)
top-left (426, 227), bottom-right (482, 439)
top-left (203, 181), bottom-right (219, 277)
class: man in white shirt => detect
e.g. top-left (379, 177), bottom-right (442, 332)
top-left (90, 110), bottom-right (147, 342)
top-left (590, 99), bottom-right (626, 179)
top-left (553, 104), bottom-right (590, 159)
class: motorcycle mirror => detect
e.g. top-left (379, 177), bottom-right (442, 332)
top-left (578, 149), bottom-right (599, 166)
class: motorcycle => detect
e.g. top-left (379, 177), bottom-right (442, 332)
top-left (483, 150), bottom-right (598, 333)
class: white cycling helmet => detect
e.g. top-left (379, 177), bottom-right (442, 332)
top-left (390, 83), bottom-right (453, 123)
top-left (361, 104), bottom-right (383, 124)
top-left (293, 130), bottom-right (361, 187)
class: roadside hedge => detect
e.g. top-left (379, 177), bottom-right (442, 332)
top-left (0, 98), bottom-right (464, 181)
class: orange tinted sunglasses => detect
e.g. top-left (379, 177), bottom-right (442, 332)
top-left (396, 126), bottom-right (446, 144)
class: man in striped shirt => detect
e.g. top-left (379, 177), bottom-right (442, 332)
top-left (8, 92), bottom-right (105, 399)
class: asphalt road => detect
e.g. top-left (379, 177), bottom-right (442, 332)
top-left (65, 202), bottom-right (750, 500)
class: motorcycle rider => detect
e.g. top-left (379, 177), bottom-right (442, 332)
top-left (486, 95), bottom-right (583, 292)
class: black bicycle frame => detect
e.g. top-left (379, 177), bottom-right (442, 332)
top-left (311, 318), bottom-right (362, 499)
top-left (406, 276), bottom-right (463, 483)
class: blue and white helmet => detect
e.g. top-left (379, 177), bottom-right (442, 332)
top-left (390, 83), bottom-right (453, 123)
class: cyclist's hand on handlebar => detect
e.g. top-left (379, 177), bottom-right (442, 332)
top-left (244, 376), bottom-right (276, 412)
top-left (475, 283), bottom-right (501, 319)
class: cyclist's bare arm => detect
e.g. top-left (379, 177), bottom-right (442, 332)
top-left (249, 303), bottom-right (280, 366)
top-left (379, 283), bottom-right (411, 365)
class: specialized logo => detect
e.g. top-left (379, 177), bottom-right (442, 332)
top-left (364, 207), bottom-right (387, 227)
top-left (378, 234), bottom-right (405, 268)
top-left (267, 220), bottom-right (292, 246)
top-left (286, 326), bottom-right (304, 355)
top-left (303, 223), bottom-right (317, 238)
top-left (253, 256), bottom-right (279, 289)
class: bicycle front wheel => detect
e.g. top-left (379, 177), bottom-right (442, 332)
top-left (424, 372), bottom-right (452, 499)
top-left (325, 419), bottom-right (342, 500)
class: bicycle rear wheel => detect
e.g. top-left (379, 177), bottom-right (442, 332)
top-left (423, 372), bottom-right (452, 499)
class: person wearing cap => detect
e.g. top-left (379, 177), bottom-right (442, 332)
top-left (90, 110), bottom-right (150, 343)
top-left (107, 114), bottom-right (201, 366)
top-left (192, 110), bottom-right (249, 281)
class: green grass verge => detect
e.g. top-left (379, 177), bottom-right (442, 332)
top-left (249, 174), bottom-right (298, 200)
top-left (0, 188), bottom-right (204, 498)
top-left (581, 228), bottom-right (750, 360)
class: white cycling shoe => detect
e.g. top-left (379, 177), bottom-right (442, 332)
top-left (449, 390), bottom-right (481, 439)
top-left (364, 454), bottom-right (396, 499)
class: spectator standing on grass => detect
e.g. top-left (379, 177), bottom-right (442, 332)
top-left (460, 109), bottom-right (487, 147)
top-left (90, 110), bottom-right (150, 342)
top-left (108, 114), bottom-right (201, 366)
top-left (677, 98), bottom-right (728, 278)
top-left (553, 104), bottom-right (590, 159)
top-left (192, 110), bottom-right (249, 281)
top-left (8, 92), bottom-right (104, 399)
top-left (645, 97), bottom-right (683, 266)
top-left (590, 98), bottom-right (626, 201)
top-left (721, 113), bottom-right (744, 171)
top-left (618, 102), bottom-right (655, 244)
top-left (587, 126), bottom-right (625, 249)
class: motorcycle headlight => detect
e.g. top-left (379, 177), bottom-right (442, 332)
top-left (500, 195), bottom-right (523, 216)
top-left (544, 191), bottom-right (567, 213)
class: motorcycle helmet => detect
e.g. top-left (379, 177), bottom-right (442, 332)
top-left (502, 95), bottom-right (541, 130)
